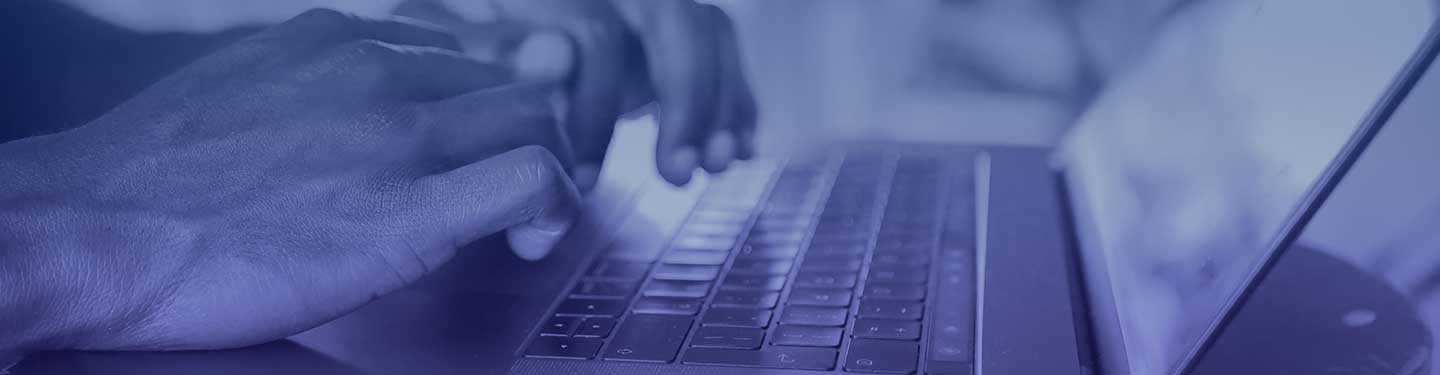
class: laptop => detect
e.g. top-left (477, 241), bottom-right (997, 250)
top-left (12, 1), bottom-right (1439, 374)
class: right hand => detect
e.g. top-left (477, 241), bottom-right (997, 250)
top-left (0, 8), bottom-right (577, 357)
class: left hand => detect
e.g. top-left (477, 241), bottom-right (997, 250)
top-left (402, 0), bottom-right (758, 189)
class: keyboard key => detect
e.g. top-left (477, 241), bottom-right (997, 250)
top-left (867, 266), bottom-right (928, 284)
top-left (844, 339), bottom-right (918, 374)
top-left (683, 347), bottom-right (838, 371)
top-left (662, 249), bottom-right (730, 266)
top-left (794, 271), bottom-right (859, 289)
top-left (525, 337), bottom-right (603, 359)
top-left (721, 275), bottom-right (786, 291)
top-left (701, 307), bottom-right (773, 328)
top-left (737, 244), bottom-right (801, 260)
top-left (572, 280), bottom-right (638, 298)
top-left (642, 280), bottom-right (711, 298)
top-left (727, 260), bottom-right (794, 276)
top-left (857, 300), bottom-right (923, 320)
top-left (806, 243), bottom-right (868, 257)
top-left (798, 259), bottom-right (864, 272)
top-left (632, 297), bottom-right (703, 316)
top-left (690, 326), bottom-right (764, 349)
top-left (575, 317), bottom-right (615, 338)
top-left (788, 288), bottom-right (853, 307)
top-left (852, 319), bottom-right (921, 340)
top-left (539, 316), bottom-right (581, 336)
top-left (926, 361), bottom-right (975, 375)
top-left (653, 264), bottom-right (722, 281)
top-left (862, 284), bottom-right (926, 300)
top-left (873, 253), bottom-right (930, 266)
top-left (587, 261), bottom-right (652, 280)
top-left (779, 306), bottom-right (848, 326)
top-left (672, 235), bottom-right (736, 251)
top-left (712, 290), bottom-right (780, 309)
top-left (679, 222), bottom-right (747, 237)
top-left (555, 298), bottom-right (627, 317)
top-left (772, 325), bottom-right (843, 347)
top-left (602, 315), bottom-right (692, 363)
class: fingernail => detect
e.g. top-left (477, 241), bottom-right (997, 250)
top-left (574, 164), bottom-right (601, 192)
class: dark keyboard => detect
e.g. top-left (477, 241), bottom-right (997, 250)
top-left (523, 149), bottom-right (977, 374)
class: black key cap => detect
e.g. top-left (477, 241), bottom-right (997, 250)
top-left (662, 249), bottom-right (729, 266)
top-left (737, 244), bottom-right (801, 260)
top-left (721, 275), bottom-right (786, 291)
top-left (632, 297), bottom-right (703, 316)
top-left (862, 284), bottom-right (926, 300)
top-left (587, 261), bottom-right (652, 280)
top-left (653, 264), bottom-right (721, 281)
top-left (727, 260), bottom-right (794, 276)
top-left (794, 271), bottom-right (859, 289)
top-left (701, 307), bottom-right (773, 328)
top-left (683, 347), bottom-right (837, 371)
top-left (671, 235), bottom-right (736, 251)
top-left (572, 280), bottom-right (638, 298)
top-left (852, 319), bottom-right (921, 340)
top-left (642, 280), bottom-right (711, 298)
top-left (525, 336), bottom-right (603, 359)
top-left (602, 315), bottom-right (693, 363)
top-left (690, 326), bottom-right (764, 349)
top-left (868, 266), bottom-right (928, 284)
top-left (680, 222), bottom-right (747, 237)
top-left (712, 290), bottom-right (780, 309)
top-left (857, 300), bottom-right (923, 320)
top-left (539, 316), bottom-right (581, 336)
top-left (575, 317), bottom-right (615, 338)
top-left (788, 288), bottom-right (853, 307)
top-left (772, 325), bottom-right (843, 347)
top-left (926, 361), bottom-right (974, 375)
top-left (844, 339), bottom-right (918, 374)
top-left (556, 298), bottom-right (627, 317)
top-left (873, 253), bottom-right (930, 266)
top-left (806, 243), bottom-right (869, 257)
top-left (779, 306), bottom-right (848, 326)
top-left (799, 258), bottom-right (863, 272)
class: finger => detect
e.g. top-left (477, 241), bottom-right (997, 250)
top-left (561, 18), bottom-right (633, 191)
top-left (411, 145), bottom-right (581, 261)
top-left (269, 8), bottom-right (462, 51)
top-left (340, 41), bottom-right (514, 101)
top-left (704, 5), bottom-right (759, 161)
top-left (616, 1), bottom-right (721, 185)
top-left (419, 83), bottom-right (574, 171)
top-left (392, 1), bottom-right (577, 83)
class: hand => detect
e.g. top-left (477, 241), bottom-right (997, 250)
top-left (0, 9), bottom-right (578, 356)
top-left (409, 0), bottom-right (758, 188)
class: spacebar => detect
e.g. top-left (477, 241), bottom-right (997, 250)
top-left (683, 347), bottom-right (837, 370)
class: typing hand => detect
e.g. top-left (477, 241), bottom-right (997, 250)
top-left (414, 0), bottom-right (758, 188)
top-left (0, 9), bottom-right (577, 356)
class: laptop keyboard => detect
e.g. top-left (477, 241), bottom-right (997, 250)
top-left (523, 149), bottom-right (977, 374)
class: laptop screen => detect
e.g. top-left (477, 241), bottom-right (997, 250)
top-left (1058, 0), bottom-right (1436, 373)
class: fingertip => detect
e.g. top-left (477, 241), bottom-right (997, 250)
top-left (661, 146), bottom-right (699, 185)
top-left (735, 128), bottom-right (756, 160)
top-left (513, 30), bottom-right (576, 83)
top-left (702, 131), bottom-right (736, 173)
top-left (506, 219), bottom-right (572, 261)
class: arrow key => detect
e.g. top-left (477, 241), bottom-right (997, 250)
top-left (524, 337), bottom-right (603, 359)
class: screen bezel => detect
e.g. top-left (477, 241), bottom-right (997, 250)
top-left (1172, 21), bottom-right (1440, 375)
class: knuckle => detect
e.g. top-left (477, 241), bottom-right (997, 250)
top-left (291, 8), bottom-right (351, 30)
